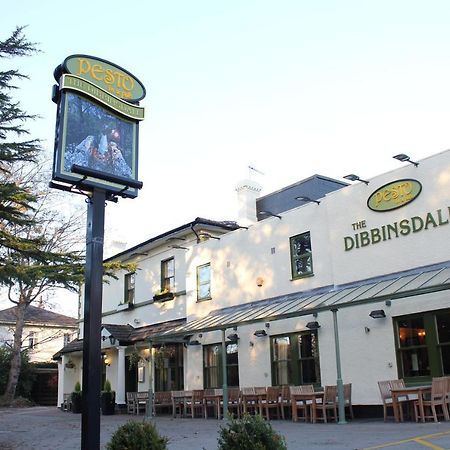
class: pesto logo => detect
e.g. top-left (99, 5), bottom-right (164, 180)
top-left (367, 179), bottom-right (422, 212)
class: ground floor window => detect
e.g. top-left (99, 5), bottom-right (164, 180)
top-left (203, 343), bottom-right (239, 388)
top-left (154, 344), bottom-right (184, 392)
top-left (271, 330), bottom-right (321, 386)
top-left (395, 308), bottom-right (450, 383)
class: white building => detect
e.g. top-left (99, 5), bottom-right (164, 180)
top-left (55, 149), bottom-right (450, 415)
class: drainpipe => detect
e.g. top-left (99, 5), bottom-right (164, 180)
top-left (331, 308), bottom-right (347, 424)
top-left (146, 341), bottom-right (153, 418)
top-left (221, 329), bottom-right (228, 420)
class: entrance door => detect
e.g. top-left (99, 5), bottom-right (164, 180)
top-left (125, 356), bottom-right (138, 393)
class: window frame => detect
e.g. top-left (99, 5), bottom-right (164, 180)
top-left (289, 231), bottom-right (313, 280)
top-left (270, 330), bottom-right (321, 387)
top-left (197, 262), bottom-right (211, 301)
top-left (124, 272), bottom-right (136, 305)
top-left (203, 342), bottom-right (240, 389)
top-left (161, 257), bottom-right (175, 293)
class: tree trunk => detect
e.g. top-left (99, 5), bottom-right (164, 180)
top-left (2, 299), bottom-right (27, 404)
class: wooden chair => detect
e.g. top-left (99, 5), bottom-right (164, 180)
top-left (185, 390), bottom-right (205, 418)
top-left (154, 391), bottom-right (172, 416)
top-left (343, 383), bottom-right (354, 419)
top-left (264, 386), bottom-right (281, 420)
top-left (378, 380), bottom-right (401, 421)
top-left (315, 385), bottom-right (337, 423)
top-left (241, 387), bottom-right (259, 415)
top-left (280, 385), bottom-right (291, 420)
top-left (171, 390), bottom-right (185, 417)
top-left (126, 391), bottom-right (136, 414)
top-left (290, 385), bottom-right (310, 422)
top-left (390, 379), bottom-right (413, 420)
top-left (135, 391), bottom-right (148, 414)
top-left (227, 387), bottom-right (241, 418)
top-left (415, 377), bottom-right (450, 422)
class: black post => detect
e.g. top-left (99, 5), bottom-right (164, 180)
top-left (81, 188), bottom-right (106, 450)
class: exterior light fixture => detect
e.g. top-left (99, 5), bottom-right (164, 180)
top-left (188, 339), bottom-right (201, 346)
top-left (393, 154), bottom-right (419, 167)
top-left (296, 196), bottom-right (320, 205)
top-left (227, 333), bottom-right (239, 342)
top-left (369, 310), bottom-right (386, 319)
top-left (343, 174), bottom-right (369, 185)
top-left (104, 356), bottom-right (111, 366)
top-left (258, 211), bottom-right (282, 220)
top-left (306, 321), bottom-right (321, 330)
top-left (254, 329), bottom-right (267, 337)
top-left (109, 336), bottom-right (116, 346)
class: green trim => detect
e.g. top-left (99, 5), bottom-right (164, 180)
top-left (61, 74), bottom-right (145, 120)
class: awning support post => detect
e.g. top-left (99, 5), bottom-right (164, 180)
top-left (221, 329), bottom-right (228, 420)
top-left (146, 341), bottom-right (153, 418)
top-left (331, 307), bottom-right (347, 424)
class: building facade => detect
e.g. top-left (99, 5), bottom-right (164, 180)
top-left (55, 150), bottom-right (450, 413)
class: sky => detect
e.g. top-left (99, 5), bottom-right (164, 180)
top-left (3, 0), bottom-right (450, 316)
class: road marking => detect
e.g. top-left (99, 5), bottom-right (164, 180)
top-left (362, 430), bottom-right (450, 450)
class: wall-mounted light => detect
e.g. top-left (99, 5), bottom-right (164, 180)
top-left (254, 329), bottom-right (267, 337)
top-left (249, 341), bottom-right (254, 347)
top-left (343, 174), bottom-right (369, 185)
top-left (364, 326), bottom-right (370, 334)
top-left (393, 153), bottom-right (419, 167)
top-left (258, 211), bottom-right (282, 220)
top-left (306, 321), bottom-right (321, 330)
top-left (296, 196), bottom-right (320, 205)
top-left (188, 339), bottom-right (201, 346)
top-left (256, 277), bottom-right (264, 287)
top-left (109, 336), bottom-right (116, 346)
top-left (385, 300), bottom-right (392, 307)
top-left (227, 333), bottom-right (239, 342)
top-left (104, 356), bottom-right (111, 366)
top-left (369, 309), bottom-right (386, 319)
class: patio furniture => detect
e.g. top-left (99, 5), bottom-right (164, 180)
top-left (241, 387), bottom-right (261, 415)
top-left (315, 385), bottom-right (337, 423)
top-left (264, 386), bottom-right (281, 420)
top-left (280, 385), bottom-right (291, 420)
top-left (414, 377), bottom-right (449, 422)
top-left (290, 385), bottom-right (315, 422)
top-left (185, 389), bottom-right (205, 418)
top-left (227, 387), bottom-right (241, 418)
top-left (154, 391), bottom-right (172, 416)
top-left (135, 391), bottom-right (148, 414)
top-left (390, 384), bottom-right (431, 423)
top-left (343, 383), bottom-right (354, 419)
top-left (126, 391), bottom-right (136, 414)
top-left (378, 380), bottom-right (402, 422)
top-left (171, 390), bottom-right (191, 417)
top-left (203, 388), bottom-right (222, 419)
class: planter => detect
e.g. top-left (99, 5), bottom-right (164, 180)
top-left (101, 392), bottom-right (116, 415)
top-left (153, 292), bottom-right (175, 302)
top-left (72, 393), bottom-right (82, 414)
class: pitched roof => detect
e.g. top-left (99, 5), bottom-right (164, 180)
top-left (0, 305), bottom-right (77, 328)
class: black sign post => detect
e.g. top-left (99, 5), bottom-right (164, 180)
top-left (81, 187), bottom-right (106, 450)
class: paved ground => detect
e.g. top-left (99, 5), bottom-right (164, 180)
top-left (1, 407), bottom-right (450, 449)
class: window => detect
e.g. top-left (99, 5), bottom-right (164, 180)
top-left (197, 263), bottom-right (211, 301)
top-left (124, 272), bottom-right (135, 304)
top-left (154, 344), bottom-right (184, 392)
top-left (271, 331), bottom-right (320, 386)
top-left (28, 331), bottom-right (36, 349)
top-left (161, 258), bottom-right (175, 292)
top-left (395, 309), bottom-right (450, 382)
top-left (64, 333), bottom-right (71, 346)
top-left (203, 343), bottom-right (240, 388)
top-left (290, 232), bottom-right (313, 279)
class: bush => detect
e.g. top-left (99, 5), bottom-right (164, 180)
top-left (217, 414), bottom-right (287, 450)
top-left (0, 347), bottom-right (35, 399)
top-left (106, 421), bottom-right (168, 450)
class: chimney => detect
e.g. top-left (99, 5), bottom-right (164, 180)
top-left (235, 179), bottom-right (262, 227)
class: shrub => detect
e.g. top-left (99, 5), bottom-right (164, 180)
top-left (217, 414), bottom-right (287, 450)
top-left (103, 379), bottom-right (112, 393)
top-left (106, 421), bottom-right (168, 450)
top-left (74, 381), bottom-right (81, 393)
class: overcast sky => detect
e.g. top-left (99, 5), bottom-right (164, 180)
top-left (3, 0), bottom-right (450, 315)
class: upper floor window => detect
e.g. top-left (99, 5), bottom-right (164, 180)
top-left (290, 232), bottom-right (313, 279)
top-left (64, 333), bottom-right (71, 346)
top-left (124, 272), bottom-right (135, 304)
top-left (161, 258), bottom-right (175, 292)
top-left (197, 263), bottom-right (211, 301)
top-left (28, 331), bottom-right (36, 349)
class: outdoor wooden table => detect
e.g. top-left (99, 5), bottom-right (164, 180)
top-left (390, 385), bottom-right (431, 423)
top-left (291, 391), bottom-right (324, 423)
top-left (203, 389), bottom-right (223, 419)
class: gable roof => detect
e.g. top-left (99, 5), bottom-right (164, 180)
top-left (0, 305), bottom-right (77, 328)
